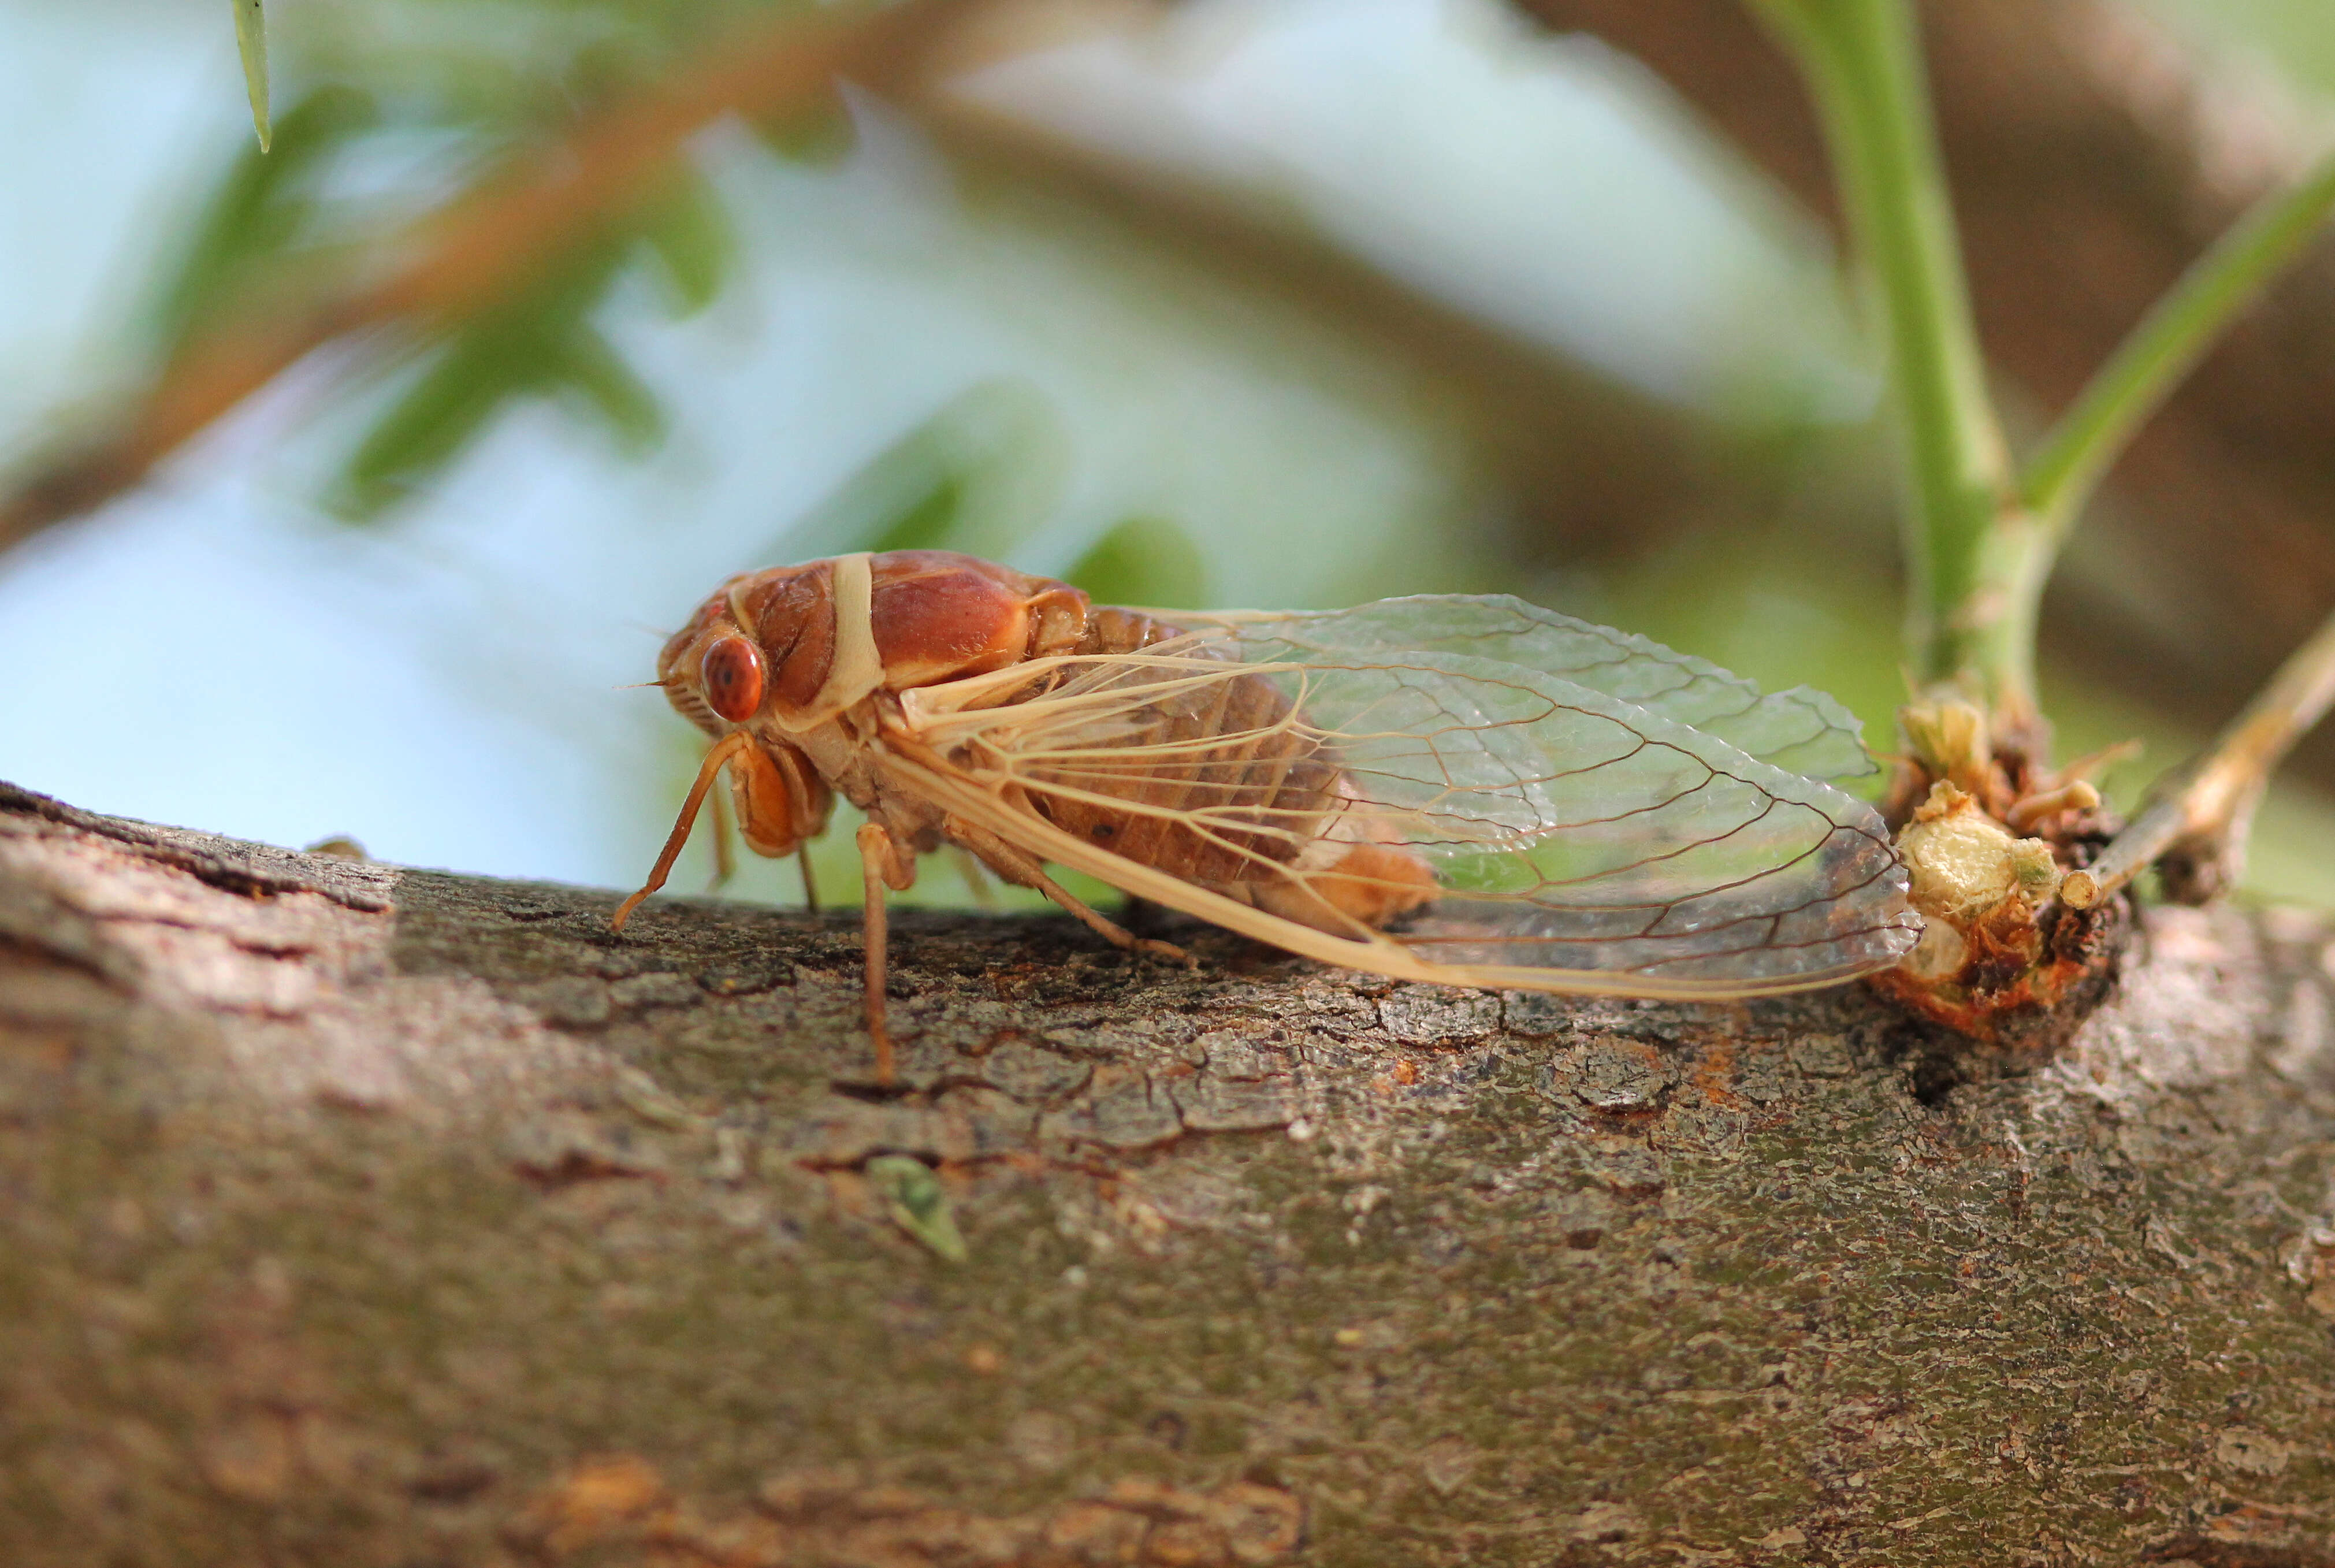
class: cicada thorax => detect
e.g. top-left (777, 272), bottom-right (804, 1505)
top-left (653, 548), bottom-right (1434, 935)
top-left (653, 552), bottom-right (1083, 843)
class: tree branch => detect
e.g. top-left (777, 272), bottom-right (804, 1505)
top-left (0, 0), bottom-right (960, 558)
top-left (6, 779), bottom-right (2335, 1562)
top-left (0, 0), bottom-right (1730, 583)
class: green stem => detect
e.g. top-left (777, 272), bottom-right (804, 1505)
top-left (1751, 0), bottom-right (2023, 718)
top-left (1988, 150), bottom-right (2335, 733)
top-left (2021, 148), bottom-right (2335, 535)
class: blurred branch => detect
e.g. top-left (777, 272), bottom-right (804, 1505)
top-left (0, 0), bottom-right (958, 557)
top-left (1513, 0), bottom-right (2335, 779)
top-left (903, 31), bottom-right (1728, 567)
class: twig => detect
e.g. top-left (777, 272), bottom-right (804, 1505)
top-left (2062, 607), bottom-right (2335, 909)
top-left (0, 0), bottom-right (958, 557)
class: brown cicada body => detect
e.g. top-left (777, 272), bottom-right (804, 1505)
top-left (618, 551), bottom-right (1919, 1082)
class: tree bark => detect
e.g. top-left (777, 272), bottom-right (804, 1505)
top-left (5, 780), bottom-right (2335, 1566)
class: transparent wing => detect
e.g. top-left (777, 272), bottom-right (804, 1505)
top-left (1185, 596), bottom-right (1877, 783)
top-left (902, 619), bottom-right (1919, 995)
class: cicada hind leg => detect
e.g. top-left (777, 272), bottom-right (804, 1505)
top-left (854, 822), bottom-right (920, 1086)
top-left (942, 816), bottom-right (1193, 966)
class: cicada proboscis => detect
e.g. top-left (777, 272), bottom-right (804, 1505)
top-left (615, 551), bottom-right (1921, 1083)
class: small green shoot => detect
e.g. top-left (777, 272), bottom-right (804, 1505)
top-left (1748, 0), bottom-right (2025, 720)
top-left (233, 0), bottom-right (270, 154)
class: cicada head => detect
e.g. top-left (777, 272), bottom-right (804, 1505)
top-left (656, 560), bottom-right (832, 739)
top-left (657, 551), bottom-right (1095, 737)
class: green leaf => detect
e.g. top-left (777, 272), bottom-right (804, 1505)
top-left (638, 172), bottom-right (736, 318)
top-left (776, 380), bottom-right (1066, 563)
top-left (755, 99), bottom-right (856, 168)
top-left (233, 0), bottom-right (270, 153)
top-left (330, 363), bottom-right (520, 521)
top-left (864, 1155), bottom-right (967, 1262)
top-left (148, 86), bottom-right (378, 354)
top-left (332, 318), bottom-right (567, 519)
top-left (555, 322), bottom-right (668, 452)
top-left (330, 226), bottom-right (661, 518)
top-left (868, 473), bottom-right (968, 556)
top-left (1065, 516), bottom-right (1209, 610)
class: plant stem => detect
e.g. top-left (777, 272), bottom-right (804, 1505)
top-left (1751, 0), bottom-right (2023, 718)
top-left (2022, 148), bottom-right (2335, 534)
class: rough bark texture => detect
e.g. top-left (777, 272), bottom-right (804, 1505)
top-left (6, 780), bottom-right (2335, 1566)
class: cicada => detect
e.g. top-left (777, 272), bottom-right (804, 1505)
top-left (616, 551), bottom-right (1920, 1081)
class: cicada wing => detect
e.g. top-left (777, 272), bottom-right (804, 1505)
top-left (899, 631), bottom-right (1919, 996)
top-left (1184, 596), bottom-right (1878, 784)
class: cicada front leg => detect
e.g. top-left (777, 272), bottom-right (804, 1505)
top-left (726, 737), bottom-right (830, 916)
top-left (615, 731), bottom-right (756, 931)
top-left (942, 816), bottom-right (1193, 967)
top-left (617, 733), bottom-right (828, 930)
top-left (855, 821), bottom-right (919, 1086)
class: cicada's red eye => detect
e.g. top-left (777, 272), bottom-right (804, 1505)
top-left (701, 636), bottom-right (765, 723)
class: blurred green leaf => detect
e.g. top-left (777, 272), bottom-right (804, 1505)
top-left (638, 170), bottom-right (737, 318)
top-left (287, 0), bottom-right (731, 129)
top-left (233, 0), bottom-right (270, 153)
top-left (331, 226), bottom-right (679, 518)
top-left (868, 473), bottom-right (968, 556)
top-left (1065, 516), bottom-right (1209, 609)
top-left (864, 1155), bottom-right (966, 1262)
top-left (149, 85), bottom-right (380, 355)
top-left (778, 380), bottom-right (1067, 563)
top-left (555, 321), bottom-right (668, 451)
top-left (754, 98), bottom-right (856, 168)
top-left (332, 322), bottom-right (559, 518)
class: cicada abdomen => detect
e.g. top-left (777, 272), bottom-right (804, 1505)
top-left (995, 607), bottom-right (1441, 935)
